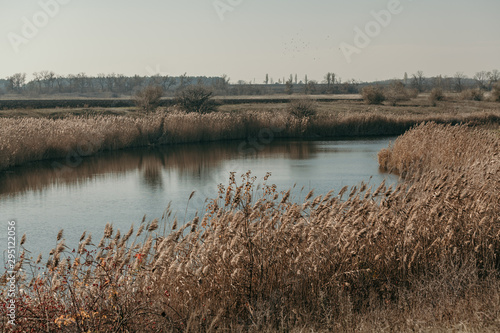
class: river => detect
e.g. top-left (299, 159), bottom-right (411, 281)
top-left (0, 137), bottom-right (399, 265)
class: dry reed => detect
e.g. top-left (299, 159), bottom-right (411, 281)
top-left (1, 109), bottom-right (500, 171)
top-left (1, 123), bottom-right (499, 332)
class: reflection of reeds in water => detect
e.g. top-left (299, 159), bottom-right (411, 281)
top-left (0, 141), bottom-right (317, 196)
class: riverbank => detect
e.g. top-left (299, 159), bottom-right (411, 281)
top-left (1, 98), bottom-right (499, 171)
top-left (1, 123), bottom-right (499, 332)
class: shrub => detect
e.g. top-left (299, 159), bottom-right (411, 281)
top-left (384, 81), bottom-right (411, 106)
top-left (133, 85), bottom-right (163, 111)
top-left (174, 86), bottom-right (218, 114)
top-left (429, 88), bottom-right (445, 105)
top-left (361, 85), bottom-right (385, 105)
top-left (407, 88), bottom-right (419, 99)
top-left (287, 97), bottom-right (317, 118)
top-left (285, 80), bottom-right (293, 95)
top-left (460, 88), bottom-right (484, 101)
top-left (491, 82), bottom-right (500, 102)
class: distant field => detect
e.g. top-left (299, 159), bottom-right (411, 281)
top-left (1, 94), bottom-right (499, 119)
top-left (0, 94), bottom-right (363, 111)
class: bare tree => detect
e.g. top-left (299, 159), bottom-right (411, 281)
top-left (37, 70), bottom-right (56, 92)
top-left (432, 75), bottom-right (444, 90)
top-left (96, 73), bottom-right (107, 92)
top-left (32, 72), bottom-right (44, 93)
top-left (76, 72), bottom-right (89, 93)
top-left (488, 69), bottom-right (500, 89)
top-left (7, 73), bottom-right (26, 93)
top-left (105, 73), bottom-right (117, 92)
top-left (133, 86), bottom-right (164, 111)
top-left (442, 76), bottom-right (453, 92)
top-left (306, 80), bottom-right (317, 95)
top-left (178, 72), bottom-right (192, 91)
top-left (324, 73), bottom-right (332, 89)
top-left (285, 78), bottom-right (293, 95)
top-left (213, 74), bottom-right (230, 95)
top-left (114, 74), bottom-right (127, 94)
top-left (54, 75), bottom-right (66, 93)
top-left (411, 71), bottom-right (426, 92)
top-left (385, 80), bottom-right (411, 106)
top-left (129, 75), bottom-right (145, 93)
top-left (474, 71), bottom-right (488, 90)
top-left (174, 85), bottom-right (217, 114)
top-left (454, 72), bottom-right (467, 92)
top-left (159, 76), bottom-right (175, 92)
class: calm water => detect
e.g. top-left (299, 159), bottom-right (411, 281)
top-left (0, 138), bottom-right (399, 265)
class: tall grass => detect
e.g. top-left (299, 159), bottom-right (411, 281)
top-left (1, 123), bottom-right (499, 332)
top-left (1, 109), bottom-right (500, 171)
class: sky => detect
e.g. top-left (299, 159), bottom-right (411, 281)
top-left (1, 0), bottom-right (499, 83)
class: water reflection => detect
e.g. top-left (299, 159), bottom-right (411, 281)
top-left (0, 138), bottom-right (399, 266)
top-left (0, 141), bottom-right (319, 197)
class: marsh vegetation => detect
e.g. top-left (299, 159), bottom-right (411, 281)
top-left (1, 122), bottom-right (499, 332)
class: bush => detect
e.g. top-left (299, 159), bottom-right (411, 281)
top-left (429, 88), bottom-right (445, 105)
top-left (460, 89), bottom-right (484, 101)
top-left (491, 82), bottom-right (500, 102)
top-left (174, 86), bottom-right (218, 114)
top-left (407, 88), bottom-right (419, 99)
top-left (361, 86), bottom-right (385, 105)
top-left (287, 97), bottom-right (317, 118)
top-left (133, 86), bottom-right (163, 111)
top-left (384, 81), bottom-right (411, 106)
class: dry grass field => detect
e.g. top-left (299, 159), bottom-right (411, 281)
top-left (0, 93), bottom-right (498, 118)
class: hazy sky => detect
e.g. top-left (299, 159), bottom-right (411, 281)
top-left (1, 0), bottom-right (499, 83)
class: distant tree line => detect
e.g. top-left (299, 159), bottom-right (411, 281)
top-left (0, 72), bottom-right (226, 97)
top-left (376, 70), bottom-right (500, 93)
top-left (1, 69), bottom-right (498, 97)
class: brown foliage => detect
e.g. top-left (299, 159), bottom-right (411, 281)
top-left (287, 98), bottom-right (317, 118)
top-left (133, 85), bottom-right (164, 111)
top-left (429, 88), bottom-right (446, 105)
top-left (361, 85), bottom-right (385, 105)
top-left (460, 88), bottom-right (484, 101)
top-left (2, 123), bottom-right (499, 331)
top-left (492, 82), bottom-right (500, 102)
top-left (1, 111), bottom-right (500, 172)
top-left (174, 86), bottom-right (218, 114)
top-left (384, 81), bottom-right (411, 106)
